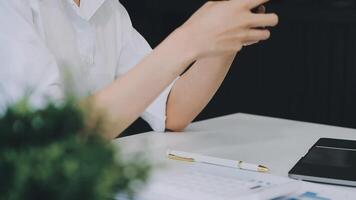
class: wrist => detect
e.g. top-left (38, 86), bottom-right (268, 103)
top-left (169, 25), bottom-right (200, 62)
top-left (150, 27), bottom-right (197, 77)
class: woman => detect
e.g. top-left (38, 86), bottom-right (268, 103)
top-left (0, 0), bottom-right (278, 138)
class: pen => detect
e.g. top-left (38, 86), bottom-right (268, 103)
top-left (167, 150), bottom-right (269, 173)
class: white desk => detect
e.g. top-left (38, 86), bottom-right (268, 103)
top-left (113, 113), bottom-right (356, 191)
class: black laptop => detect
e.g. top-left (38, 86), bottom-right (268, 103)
top-left (289, 138), bottom-right (356, 187)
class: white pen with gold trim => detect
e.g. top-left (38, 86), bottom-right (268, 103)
top-left (167, 150), bottom-right (269, 173)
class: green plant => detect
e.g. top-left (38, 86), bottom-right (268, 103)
top-left (0, 99), bottom-right (151, 200)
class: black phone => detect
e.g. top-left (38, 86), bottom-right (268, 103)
top-left (289, 138), bottom-right (356, 187)
top-left (251, 6), bottom-right (262, 13)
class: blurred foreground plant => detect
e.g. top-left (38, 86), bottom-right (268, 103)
top-left (0, 99), bottom-right (151, 200)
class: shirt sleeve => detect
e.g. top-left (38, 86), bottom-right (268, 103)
top-left (116, 3), bottom-right (178, 132)
top-left (0, 1), bottom-right (62, 113)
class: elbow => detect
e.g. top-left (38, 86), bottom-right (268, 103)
top-left (165, 103), bottom-right (194, 132)
top-left (166, 118), bottom-right (190, 132)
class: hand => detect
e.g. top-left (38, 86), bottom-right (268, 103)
top-left (177, 0), bottom-right (279, 59)
top-left (244, 5), bottom-right (267, 46)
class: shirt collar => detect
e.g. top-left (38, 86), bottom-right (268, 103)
top-left (68, 0), bottom-right (106, 20)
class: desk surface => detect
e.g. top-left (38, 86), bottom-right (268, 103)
top-left (113, 113), bottom-right (356, 189)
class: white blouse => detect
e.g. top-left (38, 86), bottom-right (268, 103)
top-left (0, 0), bottom-right (177, 132)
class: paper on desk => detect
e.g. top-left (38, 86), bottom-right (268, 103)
top-left (115, 161), bottom-right (356, 200)
top-left (117, 161), bottom-right (300, 200)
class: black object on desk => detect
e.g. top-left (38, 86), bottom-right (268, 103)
top-left (289, 138), bottom-right (356, 187)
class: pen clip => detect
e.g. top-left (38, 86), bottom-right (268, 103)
top-left (168, 153), bottom-right (195, 162)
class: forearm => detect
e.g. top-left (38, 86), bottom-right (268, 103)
top-left (86, 30), bottom-right (194, 139)
top-left (84, 0), bottom-right (278, 137)
top-left (166, 53), bottom-right (236, 131)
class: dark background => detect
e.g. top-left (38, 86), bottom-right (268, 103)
top-left (120, 0), bottom-right (356, 136)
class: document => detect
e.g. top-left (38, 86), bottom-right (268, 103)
top-left (116, 160), bottom-right (356, 200)
top-left (129, 161), bottom-right (300, 200)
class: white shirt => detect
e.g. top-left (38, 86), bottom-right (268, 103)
top-left (0, 0), bottom-right (177, 132)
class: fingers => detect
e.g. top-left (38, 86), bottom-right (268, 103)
top-left (251, 5), bottom-right (265, 13)
top-left (247, 13), bottom-right (279, 28)
top-left (242, 29), bottom-right (271, 42)
top-left (244, 0), bottom-right (271, 9)
top-left (243, 41), bottom-right (259, 46)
